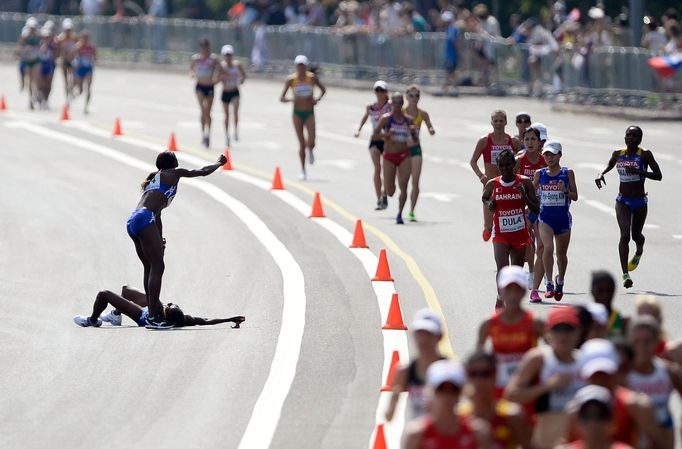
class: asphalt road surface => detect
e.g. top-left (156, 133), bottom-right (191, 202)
top-left (1, 62), bottom-right (681, 449)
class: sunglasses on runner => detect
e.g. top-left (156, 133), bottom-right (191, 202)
top-left (374, 87), bottom-right (387, 92)
top-left (435, 383), bottom-right (462, 394)
top-left (550, 323), bottom-right (578, 333)
top-left (467, 368), bottom-right (495, 379)
top-left (407, 92), bottom-right (420, 98)
top-left (516, 117), bottom-right (531, 124)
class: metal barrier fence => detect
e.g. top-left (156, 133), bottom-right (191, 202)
top-left (2, 12), bottom-right (680, 105)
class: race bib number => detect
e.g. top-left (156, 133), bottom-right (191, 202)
top-left (499, 211), bottom-right (525, 233)
top-left (496, 353), bottom-right (523, 386)
top-left (491, 149), bottom-right (502, 165)
top-left (617, 165), bottom-right (640, 183)
top-left (294, 84), bottom-right (313, 97)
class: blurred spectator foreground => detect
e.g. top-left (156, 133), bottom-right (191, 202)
top-left (3, 1), bottom-right (682, 114)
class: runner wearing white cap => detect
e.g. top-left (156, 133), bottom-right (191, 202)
top-left (354, 80), bottom-right (391, 209)
top-left (16, 18), bottom-right (41, 109)
top-left (478, 265), bottom-right (544, 394)
top-left (218, 44), bottom-right (246, 147)
top-left (534, 140), bottom-right (578, 301)
top-left (566, 339), bottom-right (667, 449)
top-left (385, 309), bottom-right (445, 421)
top-left (57, 18), bottom-right (78, 101)
top-left (280, 54), bottom-right (326, 180)
top-left (403, 360), bottom-right (492, 449)
top-left (557, 385), bottom-right (634, 449)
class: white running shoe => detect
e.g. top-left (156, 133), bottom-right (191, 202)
top-left (73, 315), bottom-right (102, 327)
top-left (298, 170), bottom-right (307, 181)
top-left (100, 310), bottom-right (122, 326)
top-left (308, 149), bottom-right (315, 165)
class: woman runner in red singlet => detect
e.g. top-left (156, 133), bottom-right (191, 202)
top-left (516, 125), bottom-right (548, 302)
top-left (374, 92), bottom-right (414, 224)
top-left (482, 149), bottom-right (539, 306)
top-left (404, 360), bottom-right (492, 449)
top-left (477, 265), bottom-right (545, 388)
top-left (471, 110), bottom-right (522, 241)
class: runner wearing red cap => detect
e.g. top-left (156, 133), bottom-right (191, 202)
top-left (505, 307), bottom-right (584, 449)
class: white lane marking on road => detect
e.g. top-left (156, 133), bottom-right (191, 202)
top-left (420, 192), bottom-right (460, 202)
top-left (10, 121), bottom-right (307, 449)
top-left (673, 235), bottom-right (682, 240)
top-left (63, 121), bottom-right (410, 449)
top-left (316, 159), bottom-right (358, 170)
top-left (237, 141), bottom-right (283, 151)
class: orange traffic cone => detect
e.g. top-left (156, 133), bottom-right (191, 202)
top-left (309, 192), bottom-right (325, 218)
top-left (0, 95), bottom-right (6, 111)
top-left (60, 104), bottom-right (70, 121)
top-left (380, 350), bottom-right (402, 392)
top-left (112, 117), bottom-right (123, 136)
top-left (372, 249), bottom-right (394, 282)
top-left (383, 294), bottom-right (408, 330)
top-left (349, 219), bottom-right (368, 248)
top-left (271, 166), bottom-right (284, 190)
top-left (371, 424), bottom-right (388, 449)
top-left (167, 132), bottom-right (178, 152)
top-left (222, 148), bottom-right (233, 170)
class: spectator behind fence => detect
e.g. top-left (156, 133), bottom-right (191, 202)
top-left (442, 10), bottom-right (458, 93)
top-left (81, 0), bottom-right (105, 17)
top-left (472, 3), bottom-right (500, 37)
top-left (664, 23), bottom-right (682, 55)
top-left (147, 0), bottom-right (168, 63)
top-left (642, 16), bottom-right (666, 53)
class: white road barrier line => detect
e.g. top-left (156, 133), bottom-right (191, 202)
top-left (62, 120), bottom-right (410, 449)
top-left (582, 195), bottom-right (662, 230)
top-left (10, 121), bottom-right (307, 449)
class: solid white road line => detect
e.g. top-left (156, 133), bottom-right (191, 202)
top-left (61, 120), bottom-right (411, 449)
top-left (8, 121), bottom-right (307, 449)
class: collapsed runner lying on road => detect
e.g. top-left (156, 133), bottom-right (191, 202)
top-left (73, 285), bottom-right (245, 328)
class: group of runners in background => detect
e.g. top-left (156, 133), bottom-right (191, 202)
top-left (15, 16), bottom-right (95, 112)
top-left (390, 272), bottom-right (682, 449)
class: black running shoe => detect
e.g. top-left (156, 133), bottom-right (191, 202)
top-left (145, 315), bottom-right (175, 330)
